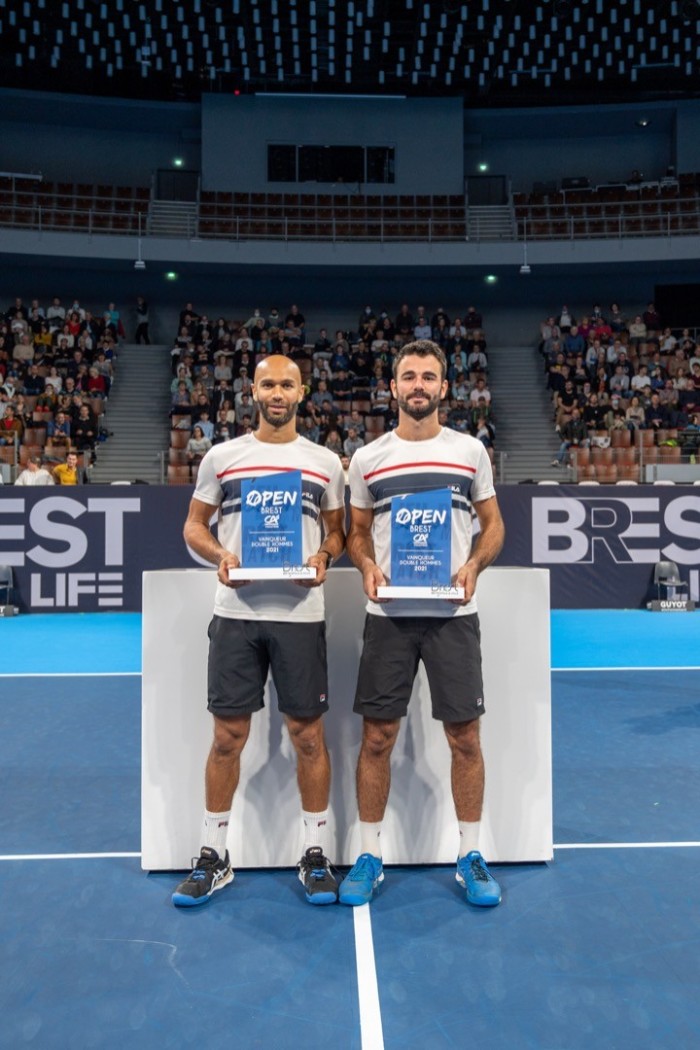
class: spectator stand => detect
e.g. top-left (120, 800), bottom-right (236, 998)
top-left (0, 292), bottom-right (118, 481)
top-left (4, 171), bottom-right (700, 244)
top-left (513, 172), bottom-right (700, 240)
top-left (164, 303), bottom-right (498, 483)
top-left (541, 303), bottom-right (700, 483)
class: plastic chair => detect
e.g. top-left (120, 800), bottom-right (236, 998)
top-left (653, 560), bottom-right (689, 600)
top-left (0, 565), bottom-right (14, 606)
top-left (170, 429), bottom-right (189, 449)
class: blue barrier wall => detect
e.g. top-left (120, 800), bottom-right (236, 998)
top-left (1, 485), bottom-right (698, 612)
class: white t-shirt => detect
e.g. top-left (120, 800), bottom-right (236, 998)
top-left (194, 434), bottom-right (344, 622)
top-left (348, 428), bottom-right (496, 618)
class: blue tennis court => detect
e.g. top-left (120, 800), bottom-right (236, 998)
top-left (1, 611), bottom-right (699, 1048)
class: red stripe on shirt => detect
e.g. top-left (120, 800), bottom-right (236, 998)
top-left (216, 465), bottom-right (331, 483)
top-left (363, 460), bottom-right (477, 481)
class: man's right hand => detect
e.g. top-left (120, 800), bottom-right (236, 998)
top-left (218, 552), bottom-right (249, 588)
top-left (362, 561), bottom-right (389, 603)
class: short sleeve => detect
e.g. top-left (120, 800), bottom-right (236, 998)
top-left (348, 452), bottom-right (374, 508)
top-left (320, 453), bottom-right (346, 511)
top-left (470, 442), bottom-right (496, 503)
top-left (192, 447), bottom-right (221, 507)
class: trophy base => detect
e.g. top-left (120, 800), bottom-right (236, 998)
top-left (377, 585), bottom-right (465, 600)
top-left (228, 566), bottom-right (317, 581)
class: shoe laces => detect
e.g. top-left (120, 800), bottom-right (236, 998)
top-left (349, 853), bottom-right (380, 880)
top-left (302, 847), bottom-right (330, 879)
top-left (467, 854), bottom-right (490, 882)
top-left (189, 852), bottom-right (218, 879)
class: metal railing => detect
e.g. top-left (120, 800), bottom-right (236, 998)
top-left (2, 190), bottom-right (700, 243)
top-left (516, 194), bottom-right (700, 240)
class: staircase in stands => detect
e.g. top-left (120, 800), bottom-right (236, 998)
top-left (488, 344), bottom-right (562, 483)
top-left (90, 344), bottom-right (172, 485)
top-left (148, 201), bottom-right (198, 238)
top-left (467, 205), bottom-right (515, 240)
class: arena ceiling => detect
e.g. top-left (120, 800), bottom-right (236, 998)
top-left (0, 0), bottom-right (699, 108)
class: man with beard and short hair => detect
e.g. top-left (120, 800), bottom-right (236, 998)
top-left (173, 356), bottom-right (346, 910)
top-left (338, 339), bottom-right (506, 909)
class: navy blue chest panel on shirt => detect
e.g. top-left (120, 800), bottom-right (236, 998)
top-left (367, 470), bottom-right (474, 512)
top-left (219, 475), bottom-right (325, 521)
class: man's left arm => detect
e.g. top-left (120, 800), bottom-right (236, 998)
top-left (454, 496), bottom-right (505, 605)
top-left (305, 507), bottom-right (346, 585)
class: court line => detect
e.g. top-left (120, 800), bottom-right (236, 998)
top-left (2, 842), bottom-right (700, 862)
top-left (0, 672), bottom-right (141, 678)
top-left (2, 668), bottom-right (698, 678)
top-left (23, 668), bottom-right (693, 677)
top-left (0, 852), bottom-right (142, 861)
top-left (555, 841), bottom-right (700, 850)
top-left (353, 904), bottom-right (384, 1050)
top-left (553, 666), bottom-right (700, 672)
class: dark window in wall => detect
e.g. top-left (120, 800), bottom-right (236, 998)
top-left (299, 145), bottom-right (364, 183)
top-left (268, 145), bottom-right (395, 184)
top-left (367, 147), bottom-right (395, 184)
top-left (268, 145), bottom-right (297, 182)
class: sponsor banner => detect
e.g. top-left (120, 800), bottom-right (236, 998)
top-left (0, 487), bottom-right (193, 613)
top-left (496, 484), bottom-right (700, 609)
top-left (2, 484), bottom-right (699, 612)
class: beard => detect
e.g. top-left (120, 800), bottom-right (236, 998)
top-left (397, 391), bottom-right (442, 421)
top-left (258, 400), bottom-right (298, 427)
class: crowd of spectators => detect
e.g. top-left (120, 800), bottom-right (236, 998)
top-left (0, 295), bottom-right (121, 482)
top-left (541, 301), bottom-right (700, 476)
top-left (166, 300), bottom-right (496, 482)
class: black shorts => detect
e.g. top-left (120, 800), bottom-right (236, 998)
top-left (354, 614), bottom-right (485, 723)
top-left (207, 616), bottom-right (329, 719)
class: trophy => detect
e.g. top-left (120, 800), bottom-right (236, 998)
top-left (377, 488), bottom-right (464, 599)
top-left (228, 470), bottom-right (316, 581)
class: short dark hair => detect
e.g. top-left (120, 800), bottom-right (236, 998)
top-left (392, 339), bottom-right (447, 381)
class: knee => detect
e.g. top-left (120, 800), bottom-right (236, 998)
top-left (444, 720), bottom-right (481, 762)
top-left (362, 720), bottom-right (399, 758)
top-left (287, 719), bottom-right (325, 762)
top-left (211, 722), bottom-right (249, 760)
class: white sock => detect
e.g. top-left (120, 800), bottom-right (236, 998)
top-left (202, 809), bottom-right (230, 858)
top-left (458, 821), bottom-right (481, 859)
top-left (359, 821), bottom-right (382, 859)
top-left (302, 810), bottom-right (329, 852)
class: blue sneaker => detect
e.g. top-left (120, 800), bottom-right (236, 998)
top-left (338, 853), bottom-right (384, 906)
top-left (455, 851), bottom-right (501, 907)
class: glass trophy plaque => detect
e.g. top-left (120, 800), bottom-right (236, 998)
top-left (376, 488), bottom-right (464, 599)
top-left (228, 470), bottom-right (316, 581)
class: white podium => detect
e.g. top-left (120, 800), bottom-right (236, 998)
top-left (141, 567), bottom-right (552, 870)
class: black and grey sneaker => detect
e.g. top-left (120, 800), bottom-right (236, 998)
top-left (172, 846), bottom-right (234, 907)
top-left (297, 846), bottom-right (339, 905)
